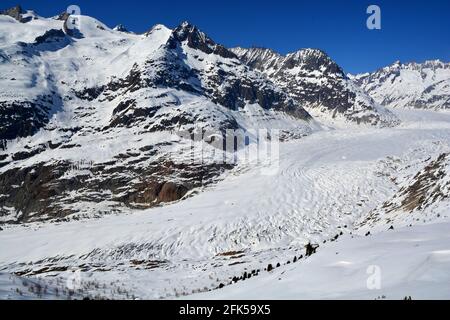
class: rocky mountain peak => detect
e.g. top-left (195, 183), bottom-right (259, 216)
top-left (167, 21), bottom-right (236, 59)
top-left (232, 46), bottom-right (397, 126)
top-left (172, 21), bottom-right (210, 44)
top-left (380, 59), bottom-right (449, 75)
top-left (55, 11), bottom-right (69, 21)
top-left (113, 24), bottom-right (129, 33)
top-left (232, 47), bottom-right (344, 78)
top-left (288, 48), bottom-right (328, 59)
top-left (230, 47), bottom-right (282, 71)
top-left (284, 48), bottom-right (344, 76)
top-left (0, 5), bottom-right (25, 22)
top-left (406, 59), bottom-right (449, 72)
top-left (353, 59), bottom-right (450, 109)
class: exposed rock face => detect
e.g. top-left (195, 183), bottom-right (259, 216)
top-left (157, 181), bottom-right (189, 202)
top-left (0, 18), bottom-right (316, 223)
top-left (168, 22), bottom-right (237, 59)
top-left (98, 21), bottom-right (313, 132)
top-left (232, 47), bottom-right (398, 126)
top-left (352, 60), bottom-right (450, 110)
top-left (383, 153), bottom-right (450, 213)
top-left (113, 24), bottom-right (129, 33)
top-left (0, 97), bottom-right (55, 146)
top-left (0, 156), bottom-right (232, 223)
top-left (56, 11), bottom-right (70, 21)
top-left (361, 153), bottom-right (450, 229)
top-left (34, 29), bottom-right (67, 44)
top-left (0, 5), bottom-right (24, 22)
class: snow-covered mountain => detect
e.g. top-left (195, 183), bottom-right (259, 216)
top-left (0, 8), bottom-right (323, 223)
top-left (0, 5), bottom-right (400, 223)
top-left (231, 47), bottom-right (398, 126)
top-left (2, 5), bottom-right (450, 301)
top-left (352, 60), bottom-right (450, 110)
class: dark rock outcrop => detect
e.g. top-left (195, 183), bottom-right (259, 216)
top-left (0, 100), bottom-right (51, 142)
top-left (113, 24), bottom-right (129, 33)
top-left (168, 21), bottom-right (237, 59)
top-left (1, 5), bottom-right (24, 22)
top-left (383, 153), bottom-right (450, 213)
top-left (34, 29), bottom-right (67, 44)
top-left (0, 158), bottom-right (232, 223)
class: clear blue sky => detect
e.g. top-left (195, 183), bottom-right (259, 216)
top-left (2, 0), bottom-right (449, 74)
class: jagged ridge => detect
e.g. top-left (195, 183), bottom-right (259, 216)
top-left (352, 60), bottom-right (450, 109)
top-left (232, 47), bottom-right (399, 126)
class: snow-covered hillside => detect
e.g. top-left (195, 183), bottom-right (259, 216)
top-left (0, 7), bottom-right (319, 223)
top-left (1, 107), bottom-right (450, 300)
top-left (1, 6), bottom-right (450, 301)
top-left (352, 60), bottom-right (450, 110)
top-left (191, 221), bottom-right (450, 300)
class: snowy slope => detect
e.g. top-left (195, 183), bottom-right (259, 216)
top-left (0, 8), bottom-right (318, 222)
top-left (0, 271), bottom-right (134, 300)
top-left (1, 107), bottom-right (449, 299)
top-left (361, 152), bottom-right (450, 230)
top-left (1, 6), bottom-right (450, 301)
top-left (191, 221), bottom-right (450, 300)
top-left (352, 60), bottom-right (450, 110)
top-left (232, 47), bottom-right (399, 126)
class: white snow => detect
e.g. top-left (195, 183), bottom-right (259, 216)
top-left (191, 221), bottom-right (450, 300)
top-left (1, 107), bottom-right (450, 299)
top-left (1, 11), bottom-right (450, 300)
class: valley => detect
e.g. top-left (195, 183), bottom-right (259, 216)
top-left (0, 6), bottom-right (449, 300)
top-left (1, 108), bottom-right (450, 299)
